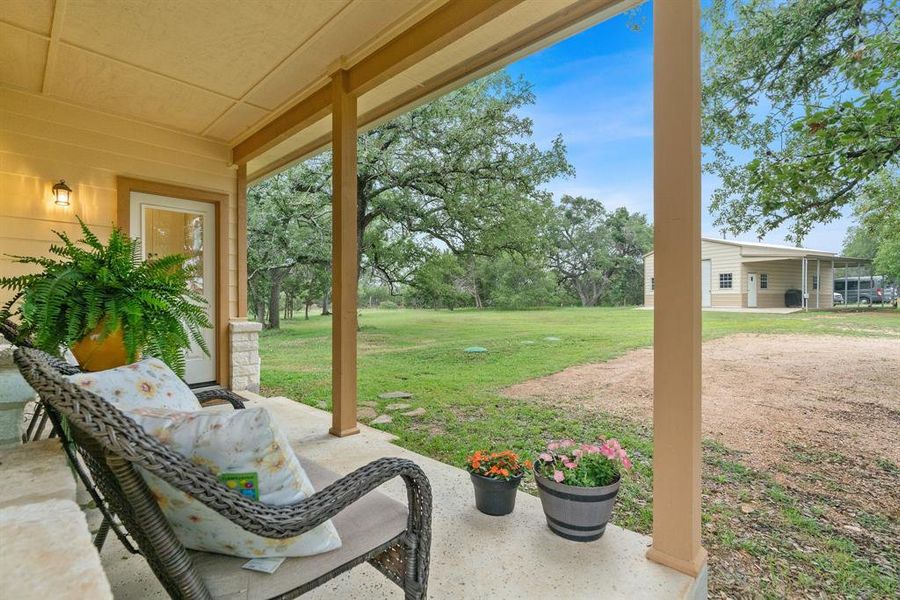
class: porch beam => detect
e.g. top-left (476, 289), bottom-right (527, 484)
top-left (329, 70), bottom-right (359, 438)
top-left (647, 0), bottom-right (707, 578)
top-left (232, 0), bottom-right (519, 166)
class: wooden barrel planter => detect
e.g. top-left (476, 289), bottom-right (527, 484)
top-left (534, 469), bottom-right (620, 542)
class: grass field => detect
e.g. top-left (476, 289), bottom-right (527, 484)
top-left (259, 307), bottom-right (899, 598)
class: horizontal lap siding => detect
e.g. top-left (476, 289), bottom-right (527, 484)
top-left (705, 240), bottom-right (743, 307)
top-left (0, 88), bottom-right (238, 317)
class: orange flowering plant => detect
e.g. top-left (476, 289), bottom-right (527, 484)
top-left (466, 450), bottom-right (531, 481)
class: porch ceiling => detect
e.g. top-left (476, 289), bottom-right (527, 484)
top-left (1, 0), bottom-right (634, 182)
top-left (0, 0), bottom-right (445, 141)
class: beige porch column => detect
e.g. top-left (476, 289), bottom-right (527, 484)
top-left (646, 0), bottom-right (707, 577)
top-left (329, 69), bottom-right (360, 437)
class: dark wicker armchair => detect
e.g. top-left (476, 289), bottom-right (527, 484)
top-left (1, 319), bottom-right (245, 554)
top-left (15, 347), bottom-right (432, 599)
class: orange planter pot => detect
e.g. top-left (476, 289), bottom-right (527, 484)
top-left (70, 325), bottom-right (130, 372)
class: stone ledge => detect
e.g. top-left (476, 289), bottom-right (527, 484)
top-left (0, 438), bottom-right (75, 509)
top-left (229, 320), bottom-right (263, 333)
top-left (1, 498), bottom-right (113, 600)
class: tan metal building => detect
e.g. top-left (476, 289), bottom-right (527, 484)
top-left (644, 237), bottom-right (859, 310)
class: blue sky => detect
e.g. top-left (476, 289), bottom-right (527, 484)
top-left (506, 4), bottom-right (851, 253)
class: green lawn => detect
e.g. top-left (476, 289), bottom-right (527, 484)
top-left (259, 307), bottom-right (899, 598)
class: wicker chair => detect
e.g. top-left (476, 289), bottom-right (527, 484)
top-left (15, 347), bottom-right (432, 599)
top-left (1, 321), bottom-right (246, 554)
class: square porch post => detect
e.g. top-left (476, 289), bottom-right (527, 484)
top-left (647, 0), bottom-right (707, 577)
top-left (330, 69), bottom-right (360, 437)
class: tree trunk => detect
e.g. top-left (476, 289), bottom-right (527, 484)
top-left (268, 281), bottom-right (282, 329)
top-left (321, 290), bottom-right (330, 315)
top-left (255, 300), bottom-right (267, 325)
top-left (304, 300), bottom-right (311, 320)
top-left (267, 268), bottom-right (290, 329)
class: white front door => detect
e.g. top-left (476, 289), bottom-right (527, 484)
top-left (747, 273), bottom-right (758, 308)
top-left (130, 192), bottom-right (216, 385)
top-left (701, 259), bottom-right (712, 307)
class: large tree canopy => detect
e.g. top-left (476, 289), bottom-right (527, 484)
top-left (247, 71), bottom-right (573, 324)
top-left (547, 196), bottom-right (652, 307)
top-left (851, 171), bottom-right (900, 279)
top-left (703, 0), bottom-right (898, 241)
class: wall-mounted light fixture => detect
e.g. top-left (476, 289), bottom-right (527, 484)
top-left (52, 179), bottom-right (72, 206)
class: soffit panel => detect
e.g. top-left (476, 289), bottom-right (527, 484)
top-left (388, 0), bottom-right (581, 89)
top-left (247, 115), bottom-right (332, 178)
top-left (59, 0), bottom-right (348, 99)
top-left (0, 24), bottom-right (48, 92)
top-left (204, 102), bottom-right (269, 142)
top-left (50, 45), bottom-right (233, 133)
top-left (0, 0), bottom-right (55, 35)
top-left (243, 0), bottom-right (437, 112)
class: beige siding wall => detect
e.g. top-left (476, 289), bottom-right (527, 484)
top-left (0, 88), bottom-right (238, 317)
top-left (643, 252), bottom-right (654, 306)
top-left (703, 240), bottom-right (743, 306)
top-left (744, 259), bottom-right (834, 309)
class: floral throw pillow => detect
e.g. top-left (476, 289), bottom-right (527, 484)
top-left (67, 358), bottom-right (201, 412)
top-left (127, 406), bottom-right (342, 558)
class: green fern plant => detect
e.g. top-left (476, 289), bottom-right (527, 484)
top-left (0, 217), bottom-right (210, 376)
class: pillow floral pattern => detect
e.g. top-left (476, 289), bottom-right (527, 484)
top-left (128, 406), bottom-right (342, 558)
top-left (67, 358), bottom-right (201, 412)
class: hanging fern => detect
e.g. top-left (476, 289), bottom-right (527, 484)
top-left (0, 217), bottom-right (210, 376)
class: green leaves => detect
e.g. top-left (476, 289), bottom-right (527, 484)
top-left (702, 0), bottom-right (899, 241)
top-left (0, 217), bottom-right (210, 376)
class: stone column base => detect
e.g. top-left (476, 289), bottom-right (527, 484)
top-left (229, 320), bottom-right (263, 392)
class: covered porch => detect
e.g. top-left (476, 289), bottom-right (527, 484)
top-left (1, 0), bottom-right (707, 597)
top-left (98, 394), bottom-right (699, 599)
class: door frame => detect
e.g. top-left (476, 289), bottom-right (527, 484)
top-left (117, 176), bottom-right (229, 386)
top-left (747, 272), bottom-right (758, 308)
top-left (701, 259), bottom-right (711, 307)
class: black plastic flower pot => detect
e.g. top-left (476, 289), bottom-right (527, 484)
top-left (469, 472), bottom-right (522, 516)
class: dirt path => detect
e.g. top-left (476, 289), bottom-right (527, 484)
top-left (503, 333), bottom-right (900, 469)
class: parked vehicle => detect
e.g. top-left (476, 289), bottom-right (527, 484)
top-left (833, 292), bottom-right (844, 305)
top-left (833, 275), bottom-right (896, 305)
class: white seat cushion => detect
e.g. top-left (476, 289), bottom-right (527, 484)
top-left (127, 406), bottom-right (342, 558)
top-left (67, 358), bottom-right (201, 411)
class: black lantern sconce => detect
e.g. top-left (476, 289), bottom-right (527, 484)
top-left (52, 179), bottom-right (72, 206)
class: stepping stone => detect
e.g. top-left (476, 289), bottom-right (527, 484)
top-left (520, 340), bottom-right (536, 345)
top-left (385, 402), bottom-right (411, 412)
top-left (544, 336), bottom-right (561, 341)
top-left (370, 414), bottom-right (393, 425)
top-left (315, 401), bottom-right (327, 410)
top-left (357, 406), bottom-right (377, 420)
top-left (360, 400), bottom-right (378, 408)
top-left (401, 407), bottom-right (426, 417)
top-left (464, 346), bottom-right (487, 353)
top-left (378, 391), bottom-right (413, 399)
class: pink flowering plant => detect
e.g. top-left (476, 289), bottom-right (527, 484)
top-left (534, 439), bottom-right (632, 487)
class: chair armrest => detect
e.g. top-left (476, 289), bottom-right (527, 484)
top-left (194, 389), bottom-right (246, 409)
top-left (211, 457), bottom-right (432, 541)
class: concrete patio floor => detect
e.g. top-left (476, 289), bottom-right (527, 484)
top-left (100, 394), bottom-right (705, 599)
